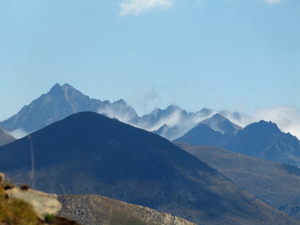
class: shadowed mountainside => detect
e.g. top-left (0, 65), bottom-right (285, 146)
top-left (0, 112), bottom-right (298, 224)
top-left (175, 120), bottom-right (300, 167)
top-left (176, 143), bottom-right (300, 221)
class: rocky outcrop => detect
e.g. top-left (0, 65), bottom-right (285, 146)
top-left (5, 187), bottom-right (62, 220)
top-left (58, 194), bottom-right (195, 225)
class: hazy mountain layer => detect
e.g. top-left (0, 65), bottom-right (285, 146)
top-left (0, 112), bottom-right (297, 225)
top-left (175, 121), bottom-right (300, 167)
top-left (176, 143), bottom-right (300, 221)
top-left (0, 83), bottom-right (137, 133)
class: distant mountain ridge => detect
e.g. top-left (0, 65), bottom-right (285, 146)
top-left (198, 113), bottom-right (243, 135)
top-left (175, 120), bottom-right (300, 167)
top-left (0, 83), bottom-right (245, 139)
top-left (0, 83), bottom-right (137, 133)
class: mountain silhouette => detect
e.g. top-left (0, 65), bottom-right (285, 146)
top-left (0, 112), bottom-right (298, 225)
top-left (0, 83), bottom-right (137, 133)
top-left (174, 124), bottom-right (230, 147)
top-left (175, 120), bottom-right (300, 167)
top-left (152, 124), bottom-right (181, 140)
top-left (198, 113), bottom-right (242, 135)
top-left (223, 120), bottom-right (300, 166)
top-left (0, 83), bottom-right (249, 141)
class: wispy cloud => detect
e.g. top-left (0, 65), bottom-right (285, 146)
top-left (119, 0), bottom-right (173, 16)
top-left (226, 106), bottom-right (300, 139)
top-left (8, 128), bottom-right (29, 139)
top-left (252, 106), bottom-right (300, 139)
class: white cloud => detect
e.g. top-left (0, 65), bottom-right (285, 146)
top-left (225, 106), bottom-right (300, 140)
top-left (8, 129), bottom-right (29, 139)
top-left (252, 106), bottom-right (300, 139)
top-left (119, 0), bottom-right (173, 16)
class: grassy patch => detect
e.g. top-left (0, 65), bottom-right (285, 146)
top-left (0, 181), bottom-right (42, 225)
top-left (44, 213), bottom-right (55, 223)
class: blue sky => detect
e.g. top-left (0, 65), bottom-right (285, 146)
top-left (1, 0), bottom-right (299, 123)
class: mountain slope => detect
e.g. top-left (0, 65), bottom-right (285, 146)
top-left (0, 112), bottom-right (298, 225)
top-left (174, 124), bottom-right (230, 147)
top-left (223, 120), bottom-right (300, 166)
top-left (0, 126), bottom-right (16, 146)
top-left (176, 142), bottom-right (300, 221)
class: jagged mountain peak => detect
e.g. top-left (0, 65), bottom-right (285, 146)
top-left (166, 105), bottom-right (182, 111)
top-left (113, 99), bottom-right (127, 105)
top-left (209, 113), bottom-right (226, 121)
top-left (48, 83), bottom-right (65, 96)
top-left (199, 108), bottom-right (214, 115)
top-left (241, 120), bottom-right (281, 136)
top-left (198, 113), bottom-right (242, 136)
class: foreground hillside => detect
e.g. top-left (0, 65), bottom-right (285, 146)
top-left (176, 143), bottom-right (300, 220)
top-left (58, 194), bottom-right (195, 225)
top-left (0, 112), bottom-right (299, 224)
top-left (0, 173), bottom-right (80, 225)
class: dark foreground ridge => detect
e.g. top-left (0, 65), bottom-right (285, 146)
top-left (0, 112), bottom-right (299, 225)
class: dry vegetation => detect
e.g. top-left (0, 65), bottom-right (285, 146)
top-left (0, 174), bottom-right (80, 225)
top-left (0, 180), bottom-right (43, 225)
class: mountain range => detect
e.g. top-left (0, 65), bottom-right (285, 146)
top-left (0, 83), bottom-right (245, 140)
top-left (1, 83), bottom-right (300, 168)
top-left (175, 120), bottom-right (300, 167)
top-left (0, 112), bottom-right (298, 225)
